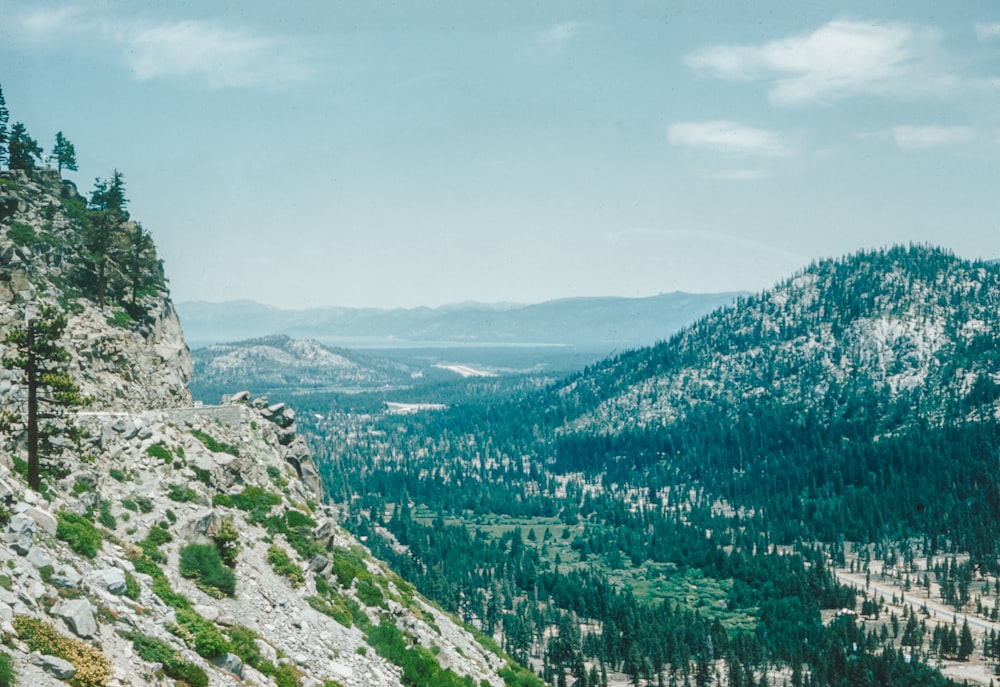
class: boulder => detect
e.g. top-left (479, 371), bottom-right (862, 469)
top-left (211, 652), bottom-right (244, 678)
top-left (5, 512), bottom-right (35, 554)
top-left (22, 506), bottom-right (58, 535)
top-left (89, 567), bottom-right (128, 595)
top-left (178, 509), bottom-right (226, 543)
top-left (52, 597), bottom-right (98, 638)
top-left (254, 638), bottom-right (279, 665)
top-left (25, 546), bottom-right (53, 569)
top-left (51, 564), bottom-right (83, 588)
top-left (28, 651), bottom-right (76, 680)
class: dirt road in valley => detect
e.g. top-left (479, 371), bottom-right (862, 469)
top-left (835, 568), bottom-right (1000, 635)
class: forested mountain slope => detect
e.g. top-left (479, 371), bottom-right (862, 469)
top-left (307, 244), bottom-right (1000, 687)
top-left (557, 244), bottom-right (1000, 435)
top-left (548, 245), bottom-right (1000, 553)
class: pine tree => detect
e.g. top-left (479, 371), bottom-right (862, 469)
top-left (8, 122), bottom-right (42, 171)
top-left (958, 618), bottom-right (975, 661)
top-left (3, 305), bottom-right (83, 490)
top-left (84, 170), bottom-right (129, 307)
top-left (121, 222), bottom-right (164, 317)
top-left (51, 131), bottom-right (77, 173)
top-left (0, 84), bottom-right (9, 168)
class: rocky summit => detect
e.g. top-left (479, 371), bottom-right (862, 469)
top-left (0, 167), bottom-right (522, 686)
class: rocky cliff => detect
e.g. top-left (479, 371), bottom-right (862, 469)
top-left (0, 167), bottom-right (525, 687)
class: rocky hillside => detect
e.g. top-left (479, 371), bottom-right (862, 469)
top-left (0, 167), bottom-right (191, 412)
top-left (191, 336), bottom-right (411, 402)
top-left (0, 167), bottom-right (531, 687)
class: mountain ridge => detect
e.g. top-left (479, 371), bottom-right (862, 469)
top-left (177, 292), bottom-right (744, 349)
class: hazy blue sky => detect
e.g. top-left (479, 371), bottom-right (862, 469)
top-left (2, 1), bottom-right (998, 308)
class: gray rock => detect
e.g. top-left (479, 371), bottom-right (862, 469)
top-left (309, 554), bottom-right (330, 572)
top-left (228, 390), bottom-right (251, 404)
top-left (0, 602), bottom-right (14, 635)
top-left (137, 425), bottom-right (153, 440)
top-left (178, 509), bottom-right (225, 543)
top-left (110, 417), bottom-right (140, 439)
top-left (26, 546), bottom-right (53, 569)
top-left (254, 638), bottom-right (279, 664)
top-left (28, 651), bottom-right (76, 680)
top-left (53, 597), bottom-right (98, 638)
top-left (211, 652), bottom-right (244, 678)
top-left (6, 513), bottom-right (35, 554)
top-left (90, 567), bottom-right (127, 595)
top-left (51, 564), bottom-right (83, 588)
top-left (22, 506), bottom-right (58, 535)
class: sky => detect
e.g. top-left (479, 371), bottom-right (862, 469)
top-left (1, 1), bottom-right (999, 309)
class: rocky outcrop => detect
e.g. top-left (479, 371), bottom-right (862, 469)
top-left (0, 166), bottom-right (525, 687)
top-left (0, 167), bottom-right (192, 415)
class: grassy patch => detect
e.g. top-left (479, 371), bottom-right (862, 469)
top-left (146, 443), bottom-right (173, 463)
top-left (56, 511), bottom-right (103, 558)
top-left (167, 484), bottom-right (198, 503)
top-left (120, 631), bottom-right (208, 687)
top-left (179, 543), bottom-right (236, 597)
top-left (267, 545), bottom-right (304, 586)
top-left (170, 608), bottom-right (230, 658)
top-left (190, 429), bottom-right (239, 456)
top-left (307, 594), bottom-right (354, 627)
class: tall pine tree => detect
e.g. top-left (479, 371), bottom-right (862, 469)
top-left (3, 305), bottom-right (83, 490)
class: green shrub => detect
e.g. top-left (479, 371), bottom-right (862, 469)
top-left (190, 429), bottom-right (239, 456)
top-left (192, 466), bottom-right (212, 485)
top-left (167, 484), bottom-right (198, 502)
top-left (171, 608), bottom-right (230, 658)
top-left (139, 525), bottom-right (172, 562)
top-left (285, 509), bottom-right (316, 529)
top-left (106, 310), bottom-right (133, 328)
top-left (146, 443), bottom-right (173, 463)
top-left (213, 519), bottom-right (240, 568)
top-left (109, 467), bottom-right (130, 481)
top-left (356, 579), bottom-right (386, 609)
top-left (212, 493), bottom-right (233, 508)
top-left (7, 222), bottom-right (36, 246)
top-left (273, 663), bottom-right (302, 687)
top-left (121, 630), bottom-right (209, 687)
top-left (71, 479), bottom-right (95, 495)
top-left (332, 549), bottom-right (369, 588)
top-left (135, 496), bottom-right (154, 513)
top-left (56, 511), bottom-right (103, 558)
top-left (307, 595), bottom-right (353, 627)
top-left (98, 501), bottom-right (116, 529)
top-left (232, 486), bottom-right (281, 513)
top-left (124, 571), bottom-right (141, 601)
top-left (179, 543), bottom-right (236, 597)
top-left (121, 498), bottom-right (138, 511)
top-left (499, 664), bottom-right (548, 687)
top-left (227, 625), bottom-right (266, 670)
top-left (267, 545), bottom-right (304, 586)
top-left (0, 652), bottom-right (13, 687)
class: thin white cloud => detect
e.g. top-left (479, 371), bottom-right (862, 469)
top-left (975, 23), bottom-right (1000, 40)
top-left (685, 19), bottom-right (950, 106)
top-left (538, 21), bottom-right (579, 45)
top-left (705, 169), bottom-right (771, 181)
top-left (16, 6), bottom-right (313, 89)
top-left (892, 125), bottom-right (974, 149)
top-left (668, 121), bottom-right (791, 157)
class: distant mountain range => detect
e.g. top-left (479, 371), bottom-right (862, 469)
top-left (176, 292), bottom-right (743, 349)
